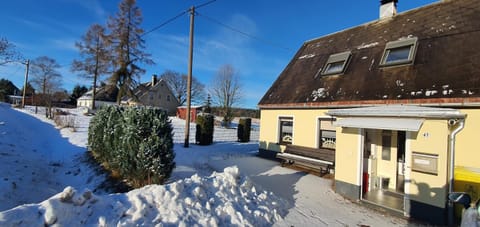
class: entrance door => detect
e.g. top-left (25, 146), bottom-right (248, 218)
top-left (396, 131), bottom-right (406, 193)
top-left (362, 130), bottom-right (405, 213)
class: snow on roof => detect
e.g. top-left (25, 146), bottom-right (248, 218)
top-left (259, 0), bottom-right (480, 107)
top-left (177, 105), bottom-right (204, 109)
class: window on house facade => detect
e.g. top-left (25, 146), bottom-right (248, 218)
top-left (318, 117), bottom-right (336, 149)
top-left (380, 37), bottom-right (418, 66)
top-left (382, 130), bottom-right (392, 160)
top-left (167, 95), bottom-right (171, 101)
top-left (321, 51), bottom-right (352, 75)
top-left (279, 117), bottom-right (293, 144)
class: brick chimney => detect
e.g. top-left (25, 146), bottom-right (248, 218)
top-left (380, 0), bottom-right (398, 19)
top-left (152, 74), bottom-right (158, 87)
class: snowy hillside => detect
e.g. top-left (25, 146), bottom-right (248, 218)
top-left (0, 104), bottom-right (410, 226)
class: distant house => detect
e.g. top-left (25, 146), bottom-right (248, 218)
top-left (76, 85), bottom-right (118, 109)
top-left (7, 85), bottom-right (21, 105)
top-left (258, 0), bottom-right (480, 225)
top-left (0, 80), bottom-right (21, 104)
top-left (122, 75), bottom-right (180, 116)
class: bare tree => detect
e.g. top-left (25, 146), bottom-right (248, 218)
top-left (0, 37), bottom-right (21, 65)
top-left (107, 0), bottom-right (153, 104)
top-left (30, 56), bottom-right (62, 118)
top-left (71, 24), bottom-right (111, 109)
top-left (159, 70), bottom-right (206, 105)
top-left (210, 64), bottom-right (242, 126)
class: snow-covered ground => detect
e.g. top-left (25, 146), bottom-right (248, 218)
top-left (0, 104), bottom-right (106, 212)
top-left (0, 104), bottom-right (411, 226)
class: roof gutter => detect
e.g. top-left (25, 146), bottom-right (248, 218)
top-left (325, 105), bottom-right (467, 119)
top-left (447, 119), bottom-right (465, 226)
top-left (328, 111), bottom-right (466, 119)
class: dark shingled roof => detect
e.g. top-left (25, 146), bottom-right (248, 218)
top-left (259, 0), bottom-right (480, 108)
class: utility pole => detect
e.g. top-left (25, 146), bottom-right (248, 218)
top-left (184, 6), bottom-right (195, 148)
top-left (21, 59), bottom-right (30, 108)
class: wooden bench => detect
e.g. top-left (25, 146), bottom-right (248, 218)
top-left (276, 144), bottom-right (335, 175)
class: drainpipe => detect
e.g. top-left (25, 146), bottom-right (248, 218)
top-left (448, 118), bottom-right (464, 226)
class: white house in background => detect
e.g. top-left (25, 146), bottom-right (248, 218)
top-left (76, 86), bottom-right (118, 109)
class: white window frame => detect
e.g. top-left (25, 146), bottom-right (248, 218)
top-left (316, 116), bottom-right (337, 149)
top-left (380, 37), bottom-right (418, 67)
top-left (321, 51), bottom-right (352, 75)
top-left (278, 116), bottom-right (294, 145)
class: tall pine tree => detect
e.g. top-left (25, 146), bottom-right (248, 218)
top-left (107, 0), bottom-right (153, 104)
top-left (71, 24), bottom-right (111, 109)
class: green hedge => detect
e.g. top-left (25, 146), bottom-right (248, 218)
top-left (195, 114), bottom-right (214, 145)
top-left (88, 106), bottom-right (175, 187)
top-left (237, 118), bottom-right (251, 142)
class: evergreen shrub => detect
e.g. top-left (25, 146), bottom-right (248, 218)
top-left (195, 113), bottom-right (214, 145)
top-left (88, 106), bottom-right (175, 187)
top-left (237, 118), bottom-right (251, 142)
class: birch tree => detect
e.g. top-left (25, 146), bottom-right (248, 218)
top-left (30, 56), bottom-right (62, 118)
top-left (159, 70), bottom-right (205, 105)
top-left (210, 64), bottom-right (242, 127)
top-left (0, 37), bottom-right (21, 65)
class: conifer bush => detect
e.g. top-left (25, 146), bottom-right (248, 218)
top-left (88, 105), bottom-right (111, 160)
top-left (237, 118), bottom-right (251, 142)
top-left (88, 106), bottom-right (175, 187)
top-left (195, 114), bottom-right (214, 145)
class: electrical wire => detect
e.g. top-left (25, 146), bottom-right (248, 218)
top-left (195, 0), bottom-right (217, 10)
top-left (196, 12), bottom-right (292, 52)
top-left (142, 10), bottom-right (189, 37)
top-left (142, 0), bottom-right (218, 37)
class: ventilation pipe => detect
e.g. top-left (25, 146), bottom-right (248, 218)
top-left (447, 118), bottom-right (465, 226)
top-left (380, 0), bottom-right (398, 19)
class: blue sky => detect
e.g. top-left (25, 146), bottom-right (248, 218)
top-left (0, 0), bottom-right (437, 108)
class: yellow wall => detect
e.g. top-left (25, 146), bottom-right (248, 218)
top-left (408, 120), bottom-right (448, 208)
top-left (335, 127), bottom-right (361, 186)
top-left (259, 107), bottom-right (479, 209)
top-left (259, 109), bottom-right (330, 152)
top-left (456, 109), bottom-right (480, 168)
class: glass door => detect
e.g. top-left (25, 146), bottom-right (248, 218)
top-left (362, 129), bottom-right (405, 213)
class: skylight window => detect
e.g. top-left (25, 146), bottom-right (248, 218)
top-left (321, 51), bottom-right (351, 75)
top-left (380, 37), bottom-right (418, 66)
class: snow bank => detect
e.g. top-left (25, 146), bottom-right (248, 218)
top-left (0, 166), bottom-right (286, 227)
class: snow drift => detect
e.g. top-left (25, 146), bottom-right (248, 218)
top-left (0, 166), bottom-right (287, 226)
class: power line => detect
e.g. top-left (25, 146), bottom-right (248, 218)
top-left (142, 10), bottom-right (188, 37)
top-left (142, 0), bottom-right (218, 38)
top-left (196, 11), bottom-right (292, 52)
top-left (195, 0), bottom-right (217, 9)
top-left (5, 1), bottom-right (223, 84)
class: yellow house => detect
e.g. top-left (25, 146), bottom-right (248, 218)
top-left (258, 0), bottom-right (480, 225)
